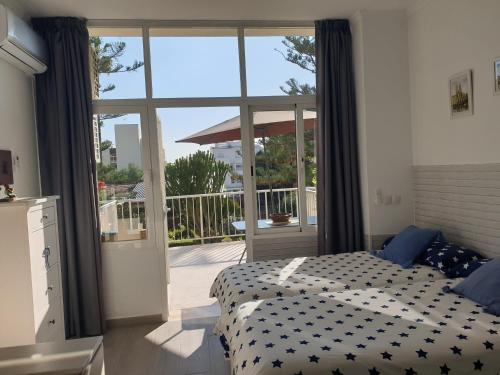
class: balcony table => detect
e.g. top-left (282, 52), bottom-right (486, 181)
top-left (231, 216), bottom-right (317, 263)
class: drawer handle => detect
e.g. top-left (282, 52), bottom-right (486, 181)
top-left (48, 319), bottom-right (56, 325)
top-left (46, 285), bottom-right (54, 295)
top-left (42, 247), bottom-right (51, 269)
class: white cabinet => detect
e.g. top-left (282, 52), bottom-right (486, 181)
top-left (0, 196), bottom-right (65, 347)
top-left (0, 336), bottom-right (105, 374)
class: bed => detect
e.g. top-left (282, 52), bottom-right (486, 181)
top-left (220, 278), bottom-right (500, 375)
top-left (210, 251), bottom-right (445, 318)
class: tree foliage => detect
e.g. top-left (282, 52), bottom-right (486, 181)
top-left (276, 36), bottom-right (316, 95)
top-left (89, 36), bottom-right (144, 94)
top-left (97, 163), bottom-right (143, 185)
top-left (254, 130), bottom-right (316, 189)
top-left (164, 151), bottom-right (231, 196)
top-left (100, 140), bottom-right (112, 152)
top-left (255, 135), bottom-right (297, 188)
top-left (249, 34), bottom-right (317, 195)
top-left (89, 36), bottom-right (144, 123)
top-left (164, 151), bottom-right (243, 242)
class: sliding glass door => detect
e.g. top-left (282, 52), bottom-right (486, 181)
top-left (89, 23), bottom-right (316, 318)
top-left (249, 104), bottom-right (316, 234)
top-left (156, 106), bottom-right (245, 246)
top-left (92, 106), bottom-right (156, 249)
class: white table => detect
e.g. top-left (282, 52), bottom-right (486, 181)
top-left (231, 216), bottom-right (317, 263)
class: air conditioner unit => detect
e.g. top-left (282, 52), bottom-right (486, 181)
top-left (0, 5), bottom-right (47, 75)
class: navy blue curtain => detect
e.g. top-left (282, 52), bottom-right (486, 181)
top-left (32, 17), bottom-right (105, 337)
top-left (315, 19), bottom-right (364, 255)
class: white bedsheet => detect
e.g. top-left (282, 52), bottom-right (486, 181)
top-left (210, 252), bottom-right (445, 321)
top-left (221, 279), bottom-right (500, 375)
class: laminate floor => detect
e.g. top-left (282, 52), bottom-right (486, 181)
top-left (103, 317), bottom-right (230, 375)
top-left (104, 242), bottom-right (245, 374)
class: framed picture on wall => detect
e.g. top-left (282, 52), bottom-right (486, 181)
top-left (494, 57), bottom-right (500, 95)
top-left (449, 70), bottom-right (473, 119)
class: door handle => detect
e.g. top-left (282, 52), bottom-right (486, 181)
top-left (42, 246), bottom-right (51, 269)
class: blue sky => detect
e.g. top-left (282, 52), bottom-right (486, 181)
top-left (98, 34), bottom-right (314, 163)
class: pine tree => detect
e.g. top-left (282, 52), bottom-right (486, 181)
top-left (89, 36), bottom-right (144, 95)
top-left (89, 36), bottom-right (144, 122)
top-left (276, 36), bottom-right (316, 95)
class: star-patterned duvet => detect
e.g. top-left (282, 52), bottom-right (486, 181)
top-left (210, 252), bottom-right (445, 319)
top-left (221, 279), bottom-right (500, 375)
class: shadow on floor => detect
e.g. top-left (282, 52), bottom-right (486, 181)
top-left (104, 316), bottom-right (230, 375)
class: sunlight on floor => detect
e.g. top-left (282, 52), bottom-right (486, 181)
top-left (168, 241), bottom-right (245, 320)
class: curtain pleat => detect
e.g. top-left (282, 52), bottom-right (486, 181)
top-left (32, 17), bottom-right (105, 337)
top-left (315, 19), bottom-right (364, 255)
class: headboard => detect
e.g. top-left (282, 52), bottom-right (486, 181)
top-left (414, 164), bottom-right (500, 259)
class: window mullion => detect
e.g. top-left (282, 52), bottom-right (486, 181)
top-left (142, 26), bottom-right (153, 100)
top-left (295, 104), bottom-right (308, 230)
top-left (237, 26), bottom-right (248, 99)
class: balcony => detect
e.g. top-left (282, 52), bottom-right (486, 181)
top-left (99, 198), bottom-right (147, 242)
top-left (98, 187), bottom-right (316, 317)
top-left (168, 240), bottom-right (246, 320)
top-left (98, 187), bottom-right (317, 244)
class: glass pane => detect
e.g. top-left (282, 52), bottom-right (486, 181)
top-left (150, 28), bottom-right (240, 98)
top-left (157, 107), bottom-right (244, 246)
top-left (245, 28), bottom-right (315, 96)
top-left (89, 28), bottom-right (146, 99)
top-left (252, 110), bottom-right (299, 229)
top-left (304, 109), bottom-right (317, 225)
top-left (94, 113), bottom-right (148, 242)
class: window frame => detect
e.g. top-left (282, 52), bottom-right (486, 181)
top-left (89, 21), bottom-right (316, 254)
top-left (248, 103), bottom-right (316, 235)
top-left (92, 104), bottom-right (157, 250)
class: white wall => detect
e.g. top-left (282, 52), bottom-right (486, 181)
top-left (352, 10), bottom-right (414, 245)
top-left (0, 57), bottom-right (39, 199)
top-left (409, 0), bottom-right (500, 165)
top-left (102, 247), bottom-right (164, 320)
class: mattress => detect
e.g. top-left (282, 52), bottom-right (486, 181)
top-left (210, 251), bottom-right (445, 318)
top-left (221, 279), bottom-right (500, 375)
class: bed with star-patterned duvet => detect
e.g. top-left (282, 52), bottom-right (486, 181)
top-left (220, 279), bottom-right (500, 375)
top-left (210, 251), bottom-right (445, 319)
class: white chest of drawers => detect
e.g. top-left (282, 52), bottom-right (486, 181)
top-left (0, 196), bottom-right (65, 347)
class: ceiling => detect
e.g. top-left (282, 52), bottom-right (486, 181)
top-left (19, 0), bottom-right (416, 21)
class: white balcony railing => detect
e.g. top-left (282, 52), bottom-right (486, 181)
top-left (99, 198), bottom-right (146, 242)
top-left (166, 187), bottom-right (316, 244)
top-left (99, 187), bottom-right (317, 244)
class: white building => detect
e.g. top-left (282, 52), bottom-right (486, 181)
top-left (101, 147), bottom-right (116, 167)
top-left (210, 141), bottom-right (243, 190)
top-left (115, 124), bottom-right (142, 170)
top-left (211, 141), bottom-right (263, 190)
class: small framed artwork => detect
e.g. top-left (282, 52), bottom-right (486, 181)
top-left (494, 57), bottom-right (500, 95)
top-left (449, 69), bottom-right (473, 119)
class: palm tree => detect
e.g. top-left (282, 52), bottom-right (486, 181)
top-left (165, 151), bottom-right (243, 242)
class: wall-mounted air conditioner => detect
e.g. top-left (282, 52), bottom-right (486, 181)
top-left (0, 4), bottom-right (47, 75)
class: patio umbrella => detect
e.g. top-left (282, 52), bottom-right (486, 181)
top-left (175, 111), bottom-right (316, 145)
top-left (176, 110), bottom-right (316, 214)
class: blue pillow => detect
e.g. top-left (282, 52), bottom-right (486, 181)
top-left (417, 241), bottom-right (484, 277)
top-left (446, 258), bottom-right (491, 278)
top-left (445, 258), bottom-right (500, 316)
top-left (375, 225), bottom-right (443, 268)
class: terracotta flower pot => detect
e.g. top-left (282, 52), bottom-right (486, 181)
top-left (269, 212), bottom-right (291, 224)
